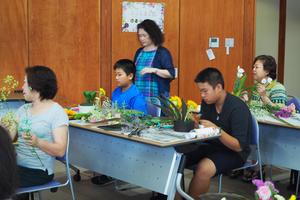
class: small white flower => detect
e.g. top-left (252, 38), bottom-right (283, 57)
top-left (237, 65), bottom-right (245, 78)
top-left (267, 77), bottom-right (273, 83)
top-left (221, 197), bottom-right (227, 200)
top-left (274, 194), bottom-right (285, 200)
top-left (261, 77), bottom-right (273, 84)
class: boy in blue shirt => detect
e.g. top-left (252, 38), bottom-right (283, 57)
top-left (91, 59), bottom-right (147, 185)
top-left (112, 59), bottom-right (147, 114)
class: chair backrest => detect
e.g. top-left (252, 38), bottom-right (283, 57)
top-left (250, 113), bottom-right (259, 146)
top-left (146, 97), bottom-right (161, 117)
top-left (286, 96), bottom-right (300, 112)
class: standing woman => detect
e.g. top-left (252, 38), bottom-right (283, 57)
top-left (134, 19), bottom-right (175, 99)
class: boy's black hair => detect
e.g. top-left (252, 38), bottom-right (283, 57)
top-left (25, 66), bottom-right (58, 100)
top-left (194, 67), bottom-right (225, 89)
top-left (253, 55), bottom-right (277, 80)
top-left (137, 19), bottom-right (164, 46)
top-left (113, 59), bottom-right (136, 81)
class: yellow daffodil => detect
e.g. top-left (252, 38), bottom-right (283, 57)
top-left (187, 100), bottom-right (198, 111)
top-left (289, 195), bottom-right (296, 200)
top-left (170, 96), bottom-right (182, 109)
top-left (99, 87), bottom-right (106, 97)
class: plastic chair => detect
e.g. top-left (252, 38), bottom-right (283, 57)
top-left (16, 134), bottom-right (76, 200)
top-left (286, 96), bottom-right (300, 196)
top-left (286, 96), bottom-right (300, 111)
top-left (218, 113), bottom-right (263, 193)
top-left (146, 97), bottom-right (161, 117)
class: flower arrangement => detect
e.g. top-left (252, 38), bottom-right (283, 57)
top-left (232, 66), bottom-right (248, 97)
top-left (0, 75), bottom-right (19, 140)
top-left (0, 75), bottom-right (19, 102)
top-left (274, 103), bottom-right (296, 118)
top-left (153, 95), bottom-right (198, 132)
top-left (252, 179), bottom-right (296, 200)
top-left (82, 90), bottom-right (97, 106)
top-left (158, 95), bottom-right (198, 122)
top-left (95, 87), bottom-right (111, 109)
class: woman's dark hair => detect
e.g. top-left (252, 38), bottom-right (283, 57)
top-left (0, 126), bottom-right (17, 199)
top-left (253, 55), bottom-right (277, 80)
top-left (25, 65), bottom-right (58, 100)
top-left (137, 19), bottom-right (164, 46)
top-left (113, 59), bottom-right (136, 81)
top-left (194, 67), bottom-right (225, 89)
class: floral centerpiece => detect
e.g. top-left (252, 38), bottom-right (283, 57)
top-left (0, 75), bottom-right (19, 140)
top-left (153, 95), bottom-right (198, 132)
top-left (252, 179), bottom-right (296, 200)
top-left (232, 66), bottom-right (296, 126)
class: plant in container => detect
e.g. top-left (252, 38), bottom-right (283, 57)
top-left (153, 95), bottom-right (196, 132)
top-left (79, 90), bottom-right (96, 113)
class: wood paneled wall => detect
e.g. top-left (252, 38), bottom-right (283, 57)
top-left (111, 0), bottom-right (179, 95)
top-left (0, 0), bottom-right (28, 84)
top-left (28, 0), bottom-right (100, 105)
top-left (0, 0), bottom-right (255, 105)
top-left (179, 0), bottom-right (255, 102)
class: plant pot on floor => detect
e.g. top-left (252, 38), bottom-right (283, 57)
top-left (173, 120), bottom-right (194, 132)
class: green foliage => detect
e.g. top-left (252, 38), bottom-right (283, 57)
top-left (83, 91), bottom-right (96, 105)
top-left (153, 95), bottom-right (189, 121)
top-left (233, 75), bottom-right (247, 97)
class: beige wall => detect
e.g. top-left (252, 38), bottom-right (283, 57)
top-left (255, 0), bottom-right (279, 60)
top-left (256, 0), bottom-right (300, 98)
top-left (284, 0), bottom-right (300, 98)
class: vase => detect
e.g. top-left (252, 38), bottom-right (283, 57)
top-left (173, 120), bottom-right (194, 132)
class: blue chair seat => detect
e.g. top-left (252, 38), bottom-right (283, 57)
top-left (16, 133), bottom-right (75, 200)
top-left (16, 180), bottom-right (68, 194)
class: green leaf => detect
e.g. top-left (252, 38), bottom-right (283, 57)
top-left (181, 98), bottom-right (188, 121)
top-left (83, 91), bottom-right (96, 104)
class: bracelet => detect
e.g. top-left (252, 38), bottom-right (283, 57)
top-left (153, 69), bottom-right (158, 74)
top-left (218, 127), bottom-right (222, 134)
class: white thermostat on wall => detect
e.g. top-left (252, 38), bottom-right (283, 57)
top-left (209, 37), bottom-right (219, 48)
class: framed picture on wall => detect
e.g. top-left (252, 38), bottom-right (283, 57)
top-left (122, 1), bottom-right (165, 32)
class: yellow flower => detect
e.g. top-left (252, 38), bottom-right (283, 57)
top-left (289, 195), bottom-right (296, 200)
top-left (0, 75), bottom-right (18, 102)
top-left (99, 87), bottom-right (106, 97)
top-left (187, 100), bottom-right (198, 111)
top-left (170, 96), bottom-right (182, 109)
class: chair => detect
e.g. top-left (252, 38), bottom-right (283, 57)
top-left (286, 96), bottom-right (300, 111)
top-left (286, 96), bottom-right (300, 196)
top-left (218, 113), bottom-right (263, 193)
top-left (146, 97), bottom-right (161, 117)
top-left (16, 134), bottom-right (76, 200)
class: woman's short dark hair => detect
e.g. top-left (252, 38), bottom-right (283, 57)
top-left (25, 66), bottom-right (58, 100)
top-left (113, 59), bottom-right (136, 81)
top-left (0, 126), bottom-right (17, 199)
top-left (194, 67), bottom-right (225, 89)
top-left (137, 19), bottom-right (164, 46)
top-left (253, 55), bottom-right (277, 80)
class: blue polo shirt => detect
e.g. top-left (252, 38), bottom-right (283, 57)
top-left (112, 84), bottom-right (147, 114)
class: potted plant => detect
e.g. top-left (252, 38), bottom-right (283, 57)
top-left (153, 95), bottom-right (196, 132)
top-left (78, 90), bottom-right (96, 113)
